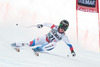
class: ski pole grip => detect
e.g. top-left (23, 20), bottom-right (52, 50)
top-left (37, 24), bottom-right (43, 28)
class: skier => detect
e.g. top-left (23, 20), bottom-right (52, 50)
top-left (12, 20), bottom-right (76, 57)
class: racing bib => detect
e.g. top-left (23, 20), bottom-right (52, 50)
top-left (47, 28), bottom-right (64, 42)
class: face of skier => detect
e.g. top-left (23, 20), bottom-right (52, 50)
top-left (59, 28), bottom-right (65, 33)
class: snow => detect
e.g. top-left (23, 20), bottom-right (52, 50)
top-left (0, 19), bottom-right (100, 67)
top-left (0, 0), bottom-right (100, 67)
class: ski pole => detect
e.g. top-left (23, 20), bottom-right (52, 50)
top-left (26, 25), bottom-right (37, 28)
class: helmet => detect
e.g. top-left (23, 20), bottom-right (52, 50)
top-left (59, 20), bottom-right (69, 31)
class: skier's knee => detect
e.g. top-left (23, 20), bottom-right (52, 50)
top-left (29, 39), bottom-right (35, 46)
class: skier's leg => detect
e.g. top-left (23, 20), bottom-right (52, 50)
top-left (32, 42), bottom-right (56, 52)
top-left (42, 42), bottom-right (56, 51)
top-left (12, 35), bottom-right (47, 47)
top-left (11, 42), bottom-right (27, 47)
top-left (29, 35), bottom-right (48, 47)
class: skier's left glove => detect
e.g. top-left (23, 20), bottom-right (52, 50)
top-left (37, 24), bottom-right (43, 28)
top-left (71, 50), bottom-right (76, 57)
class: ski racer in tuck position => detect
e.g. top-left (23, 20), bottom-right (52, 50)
top-left (12, 20), bottom-right (76, 57)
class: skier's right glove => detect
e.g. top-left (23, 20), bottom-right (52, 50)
top-left (37, 24), bottom-right (43, 28)
top-left (71, 50), bottom-right (76, 57)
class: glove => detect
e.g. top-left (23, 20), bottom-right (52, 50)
top-left (37, 24), bottom-right (43, 28)
top-left (71, 50), bottom-right (76, 57)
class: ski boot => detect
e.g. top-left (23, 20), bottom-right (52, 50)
top-left (32, 47), bottom-right (42, 56)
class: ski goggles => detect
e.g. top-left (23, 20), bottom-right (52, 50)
top-left (59, 24), bottom-right (69, 31)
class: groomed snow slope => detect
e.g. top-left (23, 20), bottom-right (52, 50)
top-left (0, 22), bottom-right (100, 67)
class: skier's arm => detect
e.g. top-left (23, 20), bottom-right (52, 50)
top-left (62, 35), bottom-right (76, 56)
top-left (37, 23), bottom-right (56, 29)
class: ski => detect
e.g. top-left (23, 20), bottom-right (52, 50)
top-left (14, 48), bottom-right (20, 52)
top-left (11, 43), bottom-right (20, 52)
